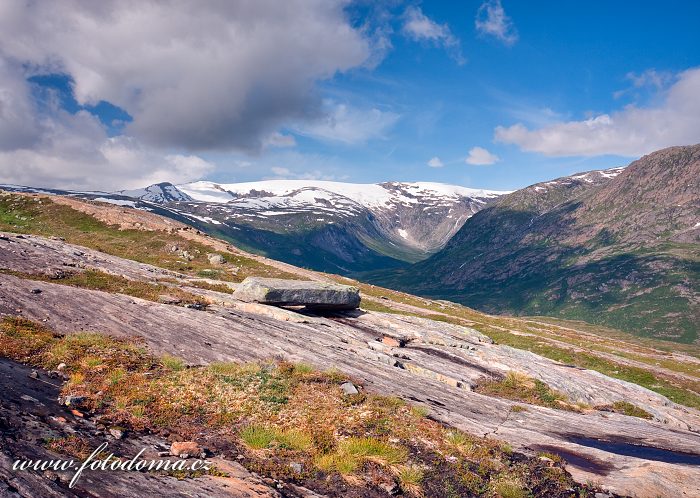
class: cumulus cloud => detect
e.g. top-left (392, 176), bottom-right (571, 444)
top-left (475, 0), bottom-right (518, 46)
top-left (495, 67), bottom-right (700, 157)
top-left (427, 157), bottom-right (444, 168)
top-left (0, 113), bottom-right (214, 191)
top-left (0, 0), bottom-right (387, 189)
top-left (0, 57), bottom-right (213, 190)
top-left (293, 101), bottom-right (399, 144)
top-left (0, 59), bottom-right (43, 151)
top-left (402, 7), bottom-right (464, 63)
top-left (465, 147), bottom-right (499, 165)
top-left (0, 0), bottom-right (373, 152)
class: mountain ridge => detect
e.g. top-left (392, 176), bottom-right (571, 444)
top-left (367, 145), bottom-right (700, 343)
top-left (112, 179), bottom-right (510, 273)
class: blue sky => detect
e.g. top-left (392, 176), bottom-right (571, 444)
top-left (1, 1), bottom-right (699, 190)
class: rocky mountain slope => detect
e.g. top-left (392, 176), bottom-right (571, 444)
top-left (1, 190), bottom-right (700, 497)
top-left (369, 145), bottom-right (700, 343)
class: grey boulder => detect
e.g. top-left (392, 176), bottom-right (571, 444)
top-left (233, 277), bottom-right (360, 310)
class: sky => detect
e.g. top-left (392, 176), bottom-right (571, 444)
top-left (1, 0), bottom-right (699, 191)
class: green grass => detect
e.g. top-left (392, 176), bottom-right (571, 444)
top-left (161, 354), bottom-right (186, 372)
top-left (0, 192), bottom-right (298, 283)
top-left (608, 401), bottom-right (654, 419)
top-left (476, 372), bottom-right (578, 411)
top-left (240, 425), bottom-right (278, 449)
top-left (1, 268), bottom-right (209, 307)
top-left (316, 437), bottom-right (408, 474)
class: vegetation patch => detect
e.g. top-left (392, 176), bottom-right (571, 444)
top-left (475, 371), bottom-right (584, 412)
top-left (0, 316), bottom-right (598, 497)
top-left (599, 401), bottom-right (654, 420)
top-left (1, 268), bottom-right (209, 308)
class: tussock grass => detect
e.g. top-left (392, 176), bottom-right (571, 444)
top-left (606, 400), bottom-right (654, 419)
top-left (240, 425), bottom-right (313, 451)
top-left (475, 371), bottom-right (582, 411)
top-left (490, 476), bottom-right (527, 498)
top-left (315, 437), bottom-right (407, 474)
top-left (395, 464), bottom-right (425, 497)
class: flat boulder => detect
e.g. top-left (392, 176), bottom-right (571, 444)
top-left (233, 277), bottom-right (360, 310)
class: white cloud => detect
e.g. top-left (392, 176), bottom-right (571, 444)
top-left (0, 0), bottom-right (374, 151)
top-left (293, 101), bottom-right (399, 144)
top-left (495, 67), bottom-right (700, 157)
top-left (402, 6), bottom-right (464, 63)
top-left (0, 120), bottom-right (214, 191)
top-left (0, 56), bottom-right (214, 190)
top-left (475, 0), bottom-right (518, 46)
top-left (0, 1), bottom-right (389, 189)
top-left (427, 156), bottom-right (444, 168)
top-left (465, 147), bottom-right (499, 165)
top-left (626, 69), bottom-right (673, 90)
top-left (613, 69), bottom-right (674, 99)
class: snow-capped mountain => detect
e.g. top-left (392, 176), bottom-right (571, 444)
top-left (111, 179), bottom-right (508, 274)
top-left (118, 182), bottom-right (193, 203)
top-left (134, 180), bottom-right (504, 256)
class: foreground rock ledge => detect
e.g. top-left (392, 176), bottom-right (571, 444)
top-left (233, 277), bottom-right (361, 310)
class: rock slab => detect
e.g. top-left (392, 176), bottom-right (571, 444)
top-left (233, 277), bottom-right (361, 310)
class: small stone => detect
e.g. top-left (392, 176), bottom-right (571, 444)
top-left (28, 369), bottom-right (39, 379)
top-left (538, 456), bottom-right (555, 466)
top-left (30, 288), bottom-right (42, 294)
top-left (379, 481), bottom-right (399, 495)
top-left (109, 428), bottom-right (124, 440)
top-left (207, 253), bottom-right (226, 265)
top-left (64, 395), bottom-right (87, 406)
top-left (57, 363), bottom-right (67, 371)
top-left (170, 441), bottom-right (201, 459)
top-left (289, 462), bottom-right (303, 473)
top-left (382, 336), bottom-right (401, 348)
top-left (158, 294), bottom-right (182, 305)
top-left (340, 381), bottom-right (359, 395)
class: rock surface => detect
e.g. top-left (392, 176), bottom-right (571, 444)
top-left (233, 277), bottom-right (361, 310)
top-left (2, 232), bottom-right (700, 497)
